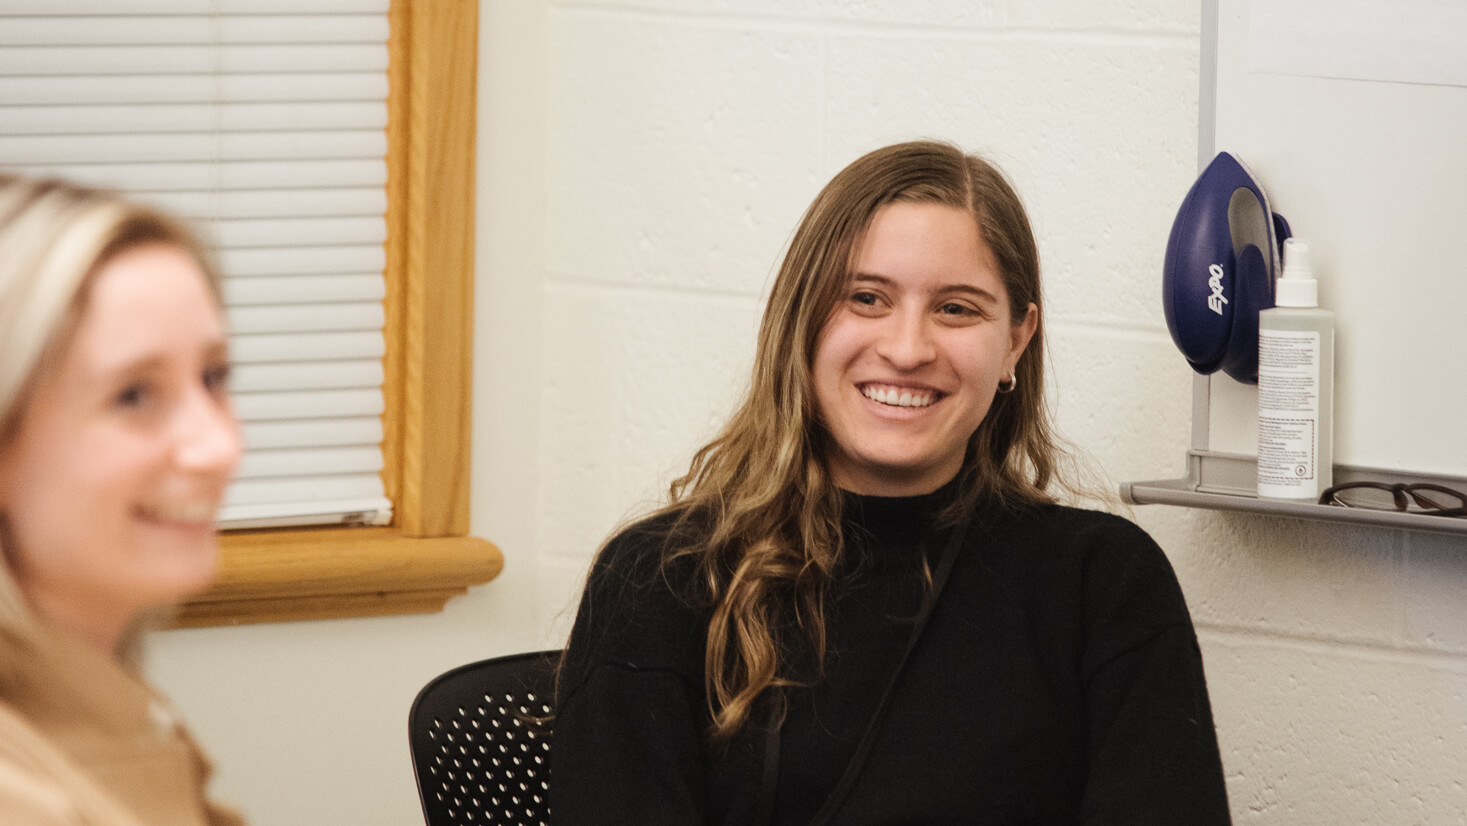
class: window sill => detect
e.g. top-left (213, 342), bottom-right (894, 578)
top-left (169, 528), bottom-right (503, 628)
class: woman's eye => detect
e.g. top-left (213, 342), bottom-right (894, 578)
top-left (115, 382), bottom-right (151, 409)
top-left (204, 363), bottom-right (232, 394)
top-left (852, 291), bottom-right (878, 306)
top-left (940, 302), bottom-right (976, 317)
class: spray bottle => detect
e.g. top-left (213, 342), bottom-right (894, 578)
top-left (1257, 239), bottom-right (1335, 499)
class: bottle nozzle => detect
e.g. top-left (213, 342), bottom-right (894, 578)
top-left (1276, 238), bottom-right (1318, 307)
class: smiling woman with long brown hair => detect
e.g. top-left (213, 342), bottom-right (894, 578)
top-left (551, 141), bottom-right (1230, 825)
top-left (0, 175), bottom-right (244, 825)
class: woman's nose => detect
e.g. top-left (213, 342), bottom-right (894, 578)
top-left (875, 311), bottom-right (937, 369)
top-left (175, 389), bottom-right (243, 476)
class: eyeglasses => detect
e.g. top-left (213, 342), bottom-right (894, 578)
top-left (1318, 482), bottom-right (1467, 517)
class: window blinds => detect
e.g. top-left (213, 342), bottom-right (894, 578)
top-left (0, 0), bottom-right (394, 530)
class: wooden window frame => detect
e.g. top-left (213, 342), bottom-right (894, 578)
top-left (171, 0), bottom-right (501, 628)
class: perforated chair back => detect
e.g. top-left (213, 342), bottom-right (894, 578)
top-left (409, 650), bottom-right (560, 826)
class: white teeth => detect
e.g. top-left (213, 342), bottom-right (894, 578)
top-left (862, 386), bottom-right (933, 408)
top-left (140, 502), bottom-right (218, 524)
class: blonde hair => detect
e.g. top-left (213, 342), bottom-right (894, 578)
top-left (0, 175), bottom-right (221, 444)
top-left (634, 141), bottom-right (1069, 742)
top-left (0, 174), bottom-right (221, 629)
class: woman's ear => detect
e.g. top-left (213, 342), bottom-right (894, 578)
top-left (1007, 302), bottom-right (1039, 366)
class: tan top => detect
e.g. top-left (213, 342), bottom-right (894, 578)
top-left (0, 571), bottom-right (243, 826)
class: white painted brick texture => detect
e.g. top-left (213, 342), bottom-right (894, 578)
top-left (1204, 632), bottom-right (1467, 823)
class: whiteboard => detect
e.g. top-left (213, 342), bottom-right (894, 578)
top-left (1202, 0), bottom-right (1467, 476)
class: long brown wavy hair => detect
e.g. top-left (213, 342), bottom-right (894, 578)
top-left (645, 140), bottom-right (1062, 743)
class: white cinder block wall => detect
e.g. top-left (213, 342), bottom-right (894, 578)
top-left (143, 2), bottom-right (1467, 824)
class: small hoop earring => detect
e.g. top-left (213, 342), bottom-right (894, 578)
top-left (997, 373), bottom-right (1018, 394)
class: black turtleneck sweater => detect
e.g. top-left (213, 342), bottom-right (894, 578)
top-left (552, 492), bottom-right (1230, 825)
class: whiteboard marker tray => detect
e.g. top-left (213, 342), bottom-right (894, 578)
top-left (1123, 451), bottom-right (1467, 538)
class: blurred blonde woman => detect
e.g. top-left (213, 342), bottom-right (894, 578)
top-left (0, 175), bottom-right (244, 825)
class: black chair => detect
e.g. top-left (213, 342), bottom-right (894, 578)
top-left (409, 650), bottom-right (560, 826)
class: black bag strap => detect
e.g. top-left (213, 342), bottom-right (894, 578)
top-left (753, 692), bottom-right (785, 826)
top-left (755, 514), bottom-right (972, 826)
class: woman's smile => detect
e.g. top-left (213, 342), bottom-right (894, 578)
top-left (859, 383), bottom-right (939, 409)
top-left (134, 499), bottom-right (223, 528)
